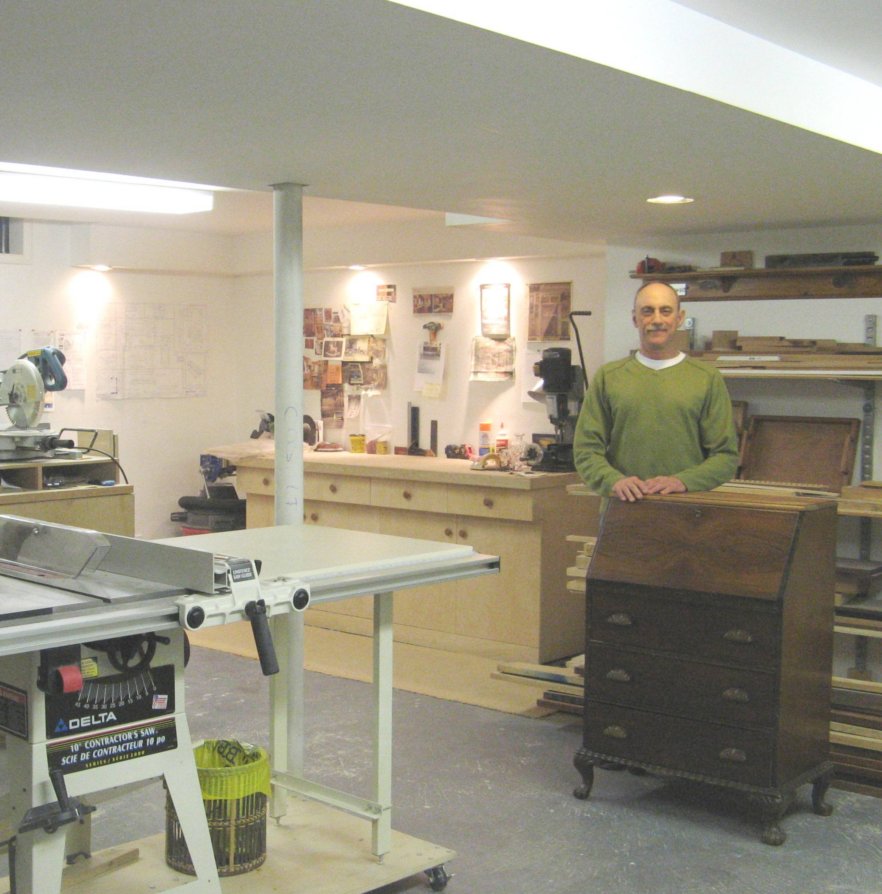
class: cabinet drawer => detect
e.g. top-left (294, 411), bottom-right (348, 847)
top-left (371, 479), bottom-right (447, 513)
top-left (236, 466), bottom-right (275, 496)
top-left (446, 487), bottom-right (534, 521)
top-left (588, 585), bottom-right (779, 669)
top-left (584, 702), bottom-right (774, 787)
top-left (305, 475), bottom-right (371, 505)
top-left (585, 643), bottom-right (777, 727)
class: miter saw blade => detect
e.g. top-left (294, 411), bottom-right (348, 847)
top-left (3, 358), bottom-right (45, 428)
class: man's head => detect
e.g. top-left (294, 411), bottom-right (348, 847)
top-left (632, 281), bottom-right (685, 360)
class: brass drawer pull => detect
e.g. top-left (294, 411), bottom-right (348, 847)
top-left (329, 483), bottom-right (337, 494)
top-left (719, 747), bottom-right (747, 763)
top-left (483, 496), bottom-right (494, 509)
top-left (722, 687), bottom-right (750, 703)
top-left (605, 668), bottom-right (632, 683)
top-left (605, 613), bottom-right (634, 627)
top-left (402, 490), bottom-right (412, 500)
top-left (723, 628), bottom-right (754, 644)
top-left (444, 528), bottom-right (454, 538)
top-left (309, 512), bottom-right (319, 522)
top-left (602, 725), bottom-right (627, 739)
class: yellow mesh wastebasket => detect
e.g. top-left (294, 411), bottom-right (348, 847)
top-left (166, 739), bottom-right (271, 877)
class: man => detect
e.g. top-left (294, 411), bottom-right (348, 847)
top-left (574, 281), bottom-right (738, 501)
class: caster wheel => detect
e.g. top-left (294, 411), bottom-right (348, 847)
top-left (426, 864), bottom-right (450, 891)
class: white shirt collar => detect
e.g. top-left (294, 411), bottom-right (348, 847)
top-left (636, 351), bottom-right (686, 370)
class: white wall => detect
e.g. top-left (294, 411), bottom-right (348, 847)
top-left (0, 222), bottom-right (241, 540)
top-left (2, 220), bottom-right (604, 539)
top-left (232, 254), bottom-right (606, 453)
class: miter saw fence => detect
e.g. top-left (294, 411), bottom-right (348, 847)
top-left (0, 346), bottom-right (74, 461)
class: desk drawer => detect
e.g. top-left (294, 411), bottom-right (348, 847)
top-left (585, 643), bottom-right (777, 727)
top-left (584, 702), bottom-right (774, 787)
top-left (371, 479), bottom-right (448, 513)
top-left (447, 487), bottom-right (534, 521)
top-left (305, 475), bottom-right (371, 505)
top-left (236, 466), bottom-right (275, 496)
top-left (589, 586), bottom-right (779, 669)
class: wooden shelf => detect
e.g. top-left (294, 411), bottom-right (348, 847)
top-left (631, 265), bottom-right (882, 301)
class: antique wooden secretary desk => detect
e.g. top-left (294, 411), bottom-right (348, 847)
top-left (574, 490), bottom-right (836, 845)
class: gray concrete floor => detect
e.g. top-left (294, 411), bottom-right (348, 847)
top-left (7, 645), bottom-right (882, 893)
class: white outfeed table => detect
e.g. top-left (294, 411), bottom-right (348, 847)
top-left (168, 524), bottom-right (500, 886)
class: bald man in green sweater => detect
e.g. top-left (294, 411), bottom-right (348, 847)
top-left (574, 281), bottom-right (738, 502)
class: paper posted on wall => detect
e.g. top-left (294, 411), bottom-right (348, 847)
top-left (470, 336), bottom-right (515, 381)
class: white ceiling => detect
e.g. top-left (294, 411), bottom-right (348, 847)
top-left (2, 1), bottom-right (882, 245)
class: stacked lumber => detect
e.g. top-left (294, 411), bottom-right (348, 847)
top-left (493, 659), bottom-right (584, 714)
top-left (830, 677), bottom-right (882, 797)
top-left (565, 535), bottom-right (596, 594)
top-left (834, 557), bottom-right (882, 606)
top-left (690, 331), bottom-right (882, 371)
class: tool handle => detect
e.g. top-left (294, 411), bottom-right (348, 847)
top-left (49, 768), bottom-right (72, 811)
top-left (245, 599), bottom-right (279, 676)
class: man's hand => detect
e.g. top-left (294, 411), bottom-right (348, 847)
top-left (610, 476), bottom-right (648, 502)
top-left (643, 475), bottom-right (686, 495)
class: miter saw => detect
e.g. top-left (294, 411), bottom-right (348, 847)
top-left (0, 347), bottom-right (72, 460)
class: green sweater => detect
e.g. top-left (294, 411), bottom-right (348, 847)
top-left (573, 355), bottom-right (739, 496)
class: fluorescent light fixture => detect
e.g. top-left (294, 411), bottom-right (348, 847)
top-left (445, 212), bottom-right (510, 226)
top-left (646, 194), bottom-right (694, 205)
top-left (0, 163), bottom-right (215, 214)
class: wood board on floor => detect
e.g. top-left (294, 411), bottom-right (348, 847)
top-left (0, 797), bottom-right (454, 894)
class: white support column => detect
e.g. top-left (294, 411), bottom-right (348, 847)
top-left (272, 181), bottom-right (305, 528)
top-left (271, 182), bottom-right (307, 807)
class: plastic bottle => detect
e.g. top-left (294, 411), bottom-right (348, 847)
top-left (495, 422), bottom-right (509, 452)
top-left (478, 421), bottom-right (492, 456)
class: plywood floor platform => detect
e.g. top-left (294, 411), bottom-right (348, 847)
top-left (1, 797), bottom-right (453, 894)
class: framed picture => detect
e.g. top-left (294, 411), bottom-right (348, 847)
top-left (480, 283), bottom-right (510, 338)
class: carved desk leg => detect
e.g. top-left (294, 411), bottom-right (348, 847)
top-left (573, 748), bottom-right (595, 800)
top-left (750, 791), bottom-right (792, 846)
top-left (812, 769), bottom-right (834, 817)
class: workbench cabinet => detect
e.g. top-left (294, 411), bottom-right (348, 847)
top-left (574, 492), bottom-right (837, 844)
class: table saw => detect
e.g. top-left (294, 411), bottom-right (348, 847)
top-left (0, 516), bottom-right (499, 893)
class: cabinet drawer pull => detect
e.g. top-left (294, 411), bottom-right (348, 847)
top-left (719, 747), bottom-right (747, 764)
top-left (723, 628), bottom-right (754, 644)
top-left (444, 528), bottom-right (454, 538)
top-left (605, 668), bottom-right (632, 683)
top-left (483, 496), bottom-right (494, 509)
top-left (602, 725), bottom-right (627, 739)
top-left (402, 490), bottom-right (412, 500)
top-left (458, 529), bottom-right (468, 539)
top-left (605, 613), bottom-right (634, 627)
top-left (329, 483), bottom-right (338, 494)
top-left (262, 477), bottom-right (271, 487)
top-left (722, 687), bottom-right (750, 703)
top-left (309, 512), bottom-right (319, 522)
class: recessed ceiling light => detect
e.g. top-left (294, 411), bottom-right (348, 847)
top-left (348, 264), bottom-right (367, 271)
top-left (646, 194), bottom-right (694, 205)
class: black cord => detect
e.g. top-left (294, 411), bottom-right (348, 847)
top-left (81, 446), bottom-right (129, 484)
top-left (568, 310), bottom-right (592, 389)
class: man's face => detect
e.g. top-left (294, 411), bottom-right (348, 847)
top-left (632, 284), bottom-right (685, 358)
